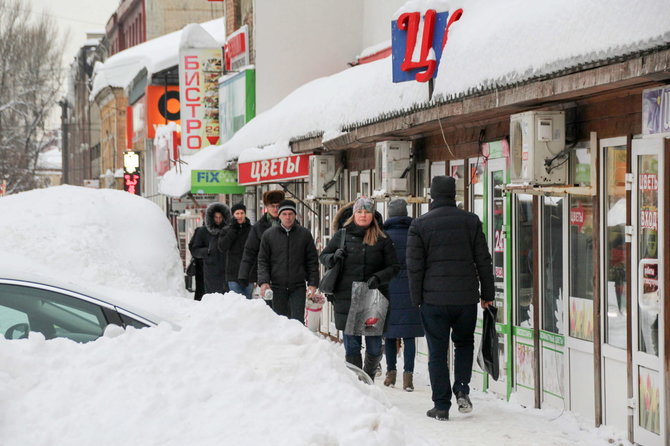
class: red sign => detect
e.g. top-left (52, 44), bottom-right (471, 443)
top-left (640, 209), bottom-right (658, 230)
top-left (570, 203), bottom-right (585, 231)
top-left (639, 174), bottom-right (658, 191)
top-left (124, 173), bottom-right (140, 195)
top-left (238, 154), bottom-right (311, 185)
top-left (224, 26), bottom-right (249, 72)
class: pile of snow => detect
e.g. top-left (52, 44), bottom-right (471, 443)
top-left (0, 294), bottom-right (425, 446)
top-left (0, 185), bottom-right (184, 296)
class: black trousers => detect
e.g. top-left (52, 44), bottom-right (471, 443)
top-left (272, 286), bottom-right (306, 323)
top-left (421, 303), bottom-right (477, 411)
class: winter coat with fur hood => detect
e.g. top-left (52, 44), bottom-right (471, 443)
top-left (189, 203), bottom-right (232, 293)
top-left (217, 217), bottom-right (252, 282)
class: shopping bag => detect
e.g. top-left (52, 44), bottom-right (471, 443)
top-left (319, 229), bottom-right (346, 296)
top-left (476, 306), bottom-right (499, 381)
top-left (344, 281), bottom-right (389, 336)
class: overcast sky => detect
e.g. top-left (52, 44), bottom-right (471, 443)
top-left (25, 0), bottom-right (120, 67)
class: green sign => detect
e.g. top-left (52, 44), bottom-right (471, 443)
top-left (219, 68), bottom-right (256, 143)
top-left (191, 170), bottom-right (246, 194)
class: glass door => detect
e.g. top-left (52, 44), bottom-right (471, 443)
top-left (487, 158), bottom-right (509, 397)
top-left (600, 137), bottom-right (628, 432)
top-left (631, 137), bottom-right (665, 446)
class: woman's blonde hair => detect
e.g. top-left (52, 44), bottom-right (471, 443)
top-left (344, 211), bottom-right (387, 246)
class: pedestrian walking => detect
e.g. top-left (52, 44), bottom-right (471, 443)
top-left (218, 202), bottom-right (253, 298)
top-left (187, 225), bottom-right (206, 301)
top-left (407, 176), bottom-right (494, 420)
top-left (237, 190), bottom-right (285, 301)
top-left (320, 197), bottom-right (399, 381)
top-left (381, 199), bottom-right (424, 392)
top-left (188, 202), bottom-right (232, 295)
top-left (257, 200), bottom-right (319, 321)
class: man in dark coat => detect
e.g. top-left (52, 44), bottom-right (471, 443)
top-left (238, 190), bottom-right (285, 301)
top-left (407, 176), bottom-right (494, 421)
top-left (218, 202), bottom-right (253, 298)
top-left (188, 202), bottom-right (232, 295)
top-left (258, 200), bottom-right (319, 321)
top-left (382, 199), bottom-right (424, 392)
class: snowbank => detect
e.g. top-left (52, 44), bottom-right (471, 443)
top-left (0, 185), bottom-right (184, 296)
top-left (0, 293), bottom-right (425, 446)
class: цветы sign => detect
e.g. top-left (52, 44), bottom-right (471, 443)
top-left (237, 154), bottom-right (311, 185)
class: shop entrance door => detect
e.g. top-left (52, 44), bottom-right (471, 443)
top-left (631, 137), bottom-right (665, 445)
top-left (487, 158), bottom-right (510, 398)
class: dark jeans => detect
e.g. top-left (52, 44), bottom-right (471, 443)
top-left (343, 334), bottom-right (382, 357)
top-left (385, 337), bottom-right (416, 373)
top-left (421, 303), bottom-right (477, 411)
top-left (272, 286), bottom-right (306, 322)
top-left (228, 281), bottom-right (253, 299)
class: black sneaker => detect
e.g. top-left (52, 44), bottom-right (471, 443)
top-left (426, 407), bottom-right (449, 421)
top-left (455, 391), bottom-right (472, 413)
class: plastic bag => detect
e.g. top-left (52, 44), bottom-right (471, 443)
top-left (305, 294), bottom-right (325, 332)
top-left (476, 306), bottom-right (499, 381)
top-left (344, 281), bottom-right (389, 336)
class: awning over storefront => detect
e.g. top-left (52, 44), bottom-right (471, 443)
top-left (158, 0), bottom-right (670, 198)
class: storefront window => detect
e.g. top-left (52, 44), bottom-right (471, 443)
top-left (637, 155), bottom-right (659, 356)
top-left (450, 162), bottom-right (465, 209)
top-left (470, 158), bottom-right (485, 221)
top-left (604, 144), bottom-right (627, 348)
top-left (491, 169), bottom-right (505, 323)
top-left (515, 194), bottom-right (533, 328)
top-left (568, 195), bottom-right (594, 341)
top-left (542, 196), bottom-right (564, 334)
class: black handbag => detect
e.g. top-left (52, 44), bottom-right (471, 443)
top-left (319, 229), bottom-right (346, 296)
top-left (186, 257), bottom-right (197, 277)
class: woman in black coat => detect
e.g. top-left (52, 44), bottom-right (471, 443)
top-left (218, 203), bottom-right (252, 298)
top-left (381, 199), bottom-right (424, 392)
top-left (189, 202), bottom-right (231, 295)
top-left (320, 197), bottom-right (399, 381)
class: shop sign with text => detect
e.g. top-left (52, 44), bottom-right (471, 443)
top-left (392, 8), bottom-right (462, 83)
top-left (191, 170), bottom-right (246, 194)
top-left (224, 25), bottom-right (249, 72)
top-left (179, 48), bottom-right (222, 151)
top-left (238, 154), bottom-right (311, 185)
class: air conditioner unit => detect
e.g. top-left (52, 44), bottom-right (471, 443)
top-left (308, 155), bottom-right (338, 199)
top-left (374, 141), bottom-right (411, 195)
top-left (509, 111), bottom-right (568, 185)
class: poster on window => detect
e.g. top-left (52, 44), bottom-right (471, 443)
top-left (638, 367), bottom-right (660, 434)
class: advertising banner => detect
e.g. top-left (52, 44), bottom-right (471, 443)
top-left (642, 85), bottom-right (670, 136)
top-left (179, 48), bottom-right (222, 151)
top-left (219, 68), bottom-right (256, 143)
top-left (146, 85), bottom-right (180, 138)
top-left (238, 154), bottom-right (311, 185)
top-left (224, 25), bottom-right (249, 72)
top-left (191, 170), bottom-right (245, 194)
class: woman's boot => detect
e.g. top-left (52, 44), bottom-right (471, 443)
top-left (384, 370), bottom-right (397, 387)
top-left (403, 372), bottom-right (414, 392)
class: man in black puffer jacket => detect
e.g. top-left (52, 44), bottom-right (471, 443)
top-left (258, 200), bottom-right (319, 321)
top-left (407, 175), bottom-right (494, 421)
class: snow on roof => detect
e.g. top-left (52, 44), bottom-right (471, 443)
top-left (91, 18), bottom-right (226, 99)
top-left (36, 148), bottom-right (62, 170)
top-left (158, 0), bottom-right (670, 197)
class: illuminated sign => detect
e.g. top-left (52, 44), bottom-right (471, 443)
top-left (391, 8), bottom-right (462, 83)
top-left (179, 48), bottom-right (222, 150)
top-left (124, 151), bottom-right (141, 195)
top-left (237, 154), bottom-right (311, 185)
top-left (191, 170), bottom-right (246, 194)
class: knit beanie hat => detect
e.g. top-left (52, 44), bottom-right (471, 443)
top-left (388, 199), bottom-right (408, 217)
top-left (353, 197), bottom-right (374, 212)
top-left (277, 199), bottom-right (297, 215)
top-left (430, 176), bottom-right (456, 199)
top-left (262, 190), bottom-right (285, 206)
top-left (231, 202), bottom-right (246, 213)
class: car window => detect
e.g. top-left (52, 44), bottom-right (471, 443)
top-left (0, 284), bottom-right (108, 342)
top-left (119, 313), bottom-right (149, 329)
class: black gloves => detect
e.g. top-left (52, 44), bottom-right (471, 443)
top-left (366, 275), bottom-right (380, 289)
top-left (333, 248), bottom-right (347, 261)
top-left (237, 278), bottom-right (249, 288)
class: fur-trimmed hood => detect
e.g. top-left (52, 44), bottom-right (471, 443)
top-left (204, 202), bottom-right (232, 235)
top-left (331, 201), bottom-right (384, 232)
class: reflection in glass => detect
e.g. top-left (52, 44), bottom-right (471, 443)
top-left (450, 164), bottom-right (465, 209)
top-left (568, 195), bottom-right (594, 341)
top-left (470, 159), bottom-right (485, 221)
top-left (637, 155), bottom-right (659, 356)
top-left (515, 194), bottom-right (533, 328)
top-left (604, 145), bottom-right (627, 348)
top-left (542, 196), bottom-right (564, 334)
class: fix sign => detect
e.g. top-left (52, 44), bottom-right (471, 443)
top-left (392, 7), bottom-right (463, 83)
top-left (238, 154), bottom-right (311, 185)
